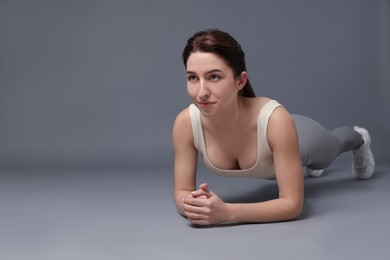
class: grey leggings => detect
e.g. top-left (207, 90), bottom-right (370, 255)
top-left (293, 115), bottom-right (362, 170)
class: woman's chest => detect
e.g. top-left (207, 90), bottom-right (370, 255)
top-left (203, 128), bottom-right (258, 170)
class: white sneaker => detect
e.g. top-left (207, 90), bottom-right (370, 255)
top-left (352, 126), bottom-right (375, 179)
top-left (303, 167), bottom-right (324, 177)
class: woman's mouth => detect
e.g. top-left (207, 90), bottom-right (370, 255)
top-left (197, 101), bottom-right (215, 109)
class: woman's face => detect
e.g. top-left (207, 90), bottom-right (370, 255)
top-left (186, 52), bottom-right (245, 117)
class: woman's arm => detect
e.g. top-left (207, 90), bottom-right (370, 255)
top-left (227, 106), bottom-right (304, 223)
top-left (184, 107), bottom-right (304, 225)
top-left (172, 109), bottom-right (199, 215)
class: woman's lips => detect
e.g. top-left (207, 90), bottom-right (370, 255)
top-left (197, 101), bottom-right (216, 109)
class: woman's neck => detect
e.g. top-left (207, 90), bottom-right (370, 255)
top-left (202, 97), bottom-right (248, 130)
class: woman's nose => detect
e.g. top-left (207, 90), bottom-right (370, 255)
top-left (198, 81), bottom-right (210, 98)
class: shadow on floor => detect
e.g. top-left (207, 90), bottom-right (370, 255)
top-left (217, 167), bottom-right (388, 221)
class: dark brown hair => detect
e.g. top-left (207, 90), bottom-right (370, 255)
top-left (182, 29), bottom-right (256, 97)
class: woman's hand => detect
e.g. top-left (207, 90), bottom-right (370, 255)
top-left (182, 183), bottom-right (230, 225)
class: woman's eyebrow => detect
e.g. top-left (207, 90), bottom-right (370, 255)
top-left (205, 69), bottom-right (223, 74)
top-left (186, 69), bottom-right (223, 75)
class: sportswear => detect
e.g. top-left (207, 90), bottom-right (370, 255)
top-left (188, 100), bottom-right (282, 179)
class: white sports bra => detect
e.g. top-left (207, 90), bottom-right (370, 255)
top-left (188, 99), bottom-right (283, 179)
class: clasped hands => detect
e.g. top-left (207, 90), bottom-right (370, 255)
top-left (182, 183), bottom-right (229, 225)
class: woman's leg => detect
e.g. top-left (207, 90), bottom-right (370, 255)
top-left (292, 115), bottom-right (362, 170)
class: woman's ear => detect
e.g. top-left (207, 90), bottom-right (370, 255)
top-left (236, 71), bottom-right (248, 91)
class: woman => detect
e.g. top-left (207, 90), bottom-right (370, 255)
top-left (172, 29), bottom-right (375, 225)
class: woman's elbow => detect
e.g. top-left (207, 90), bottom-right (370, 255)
top-left (282, 198), bottom-right (304, 221)
top-left (288, 201), bottom-right (304, 220)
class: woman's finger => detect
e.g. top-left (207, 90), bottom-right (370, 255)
top-left (191, 188), bottom-right (211, 198)
top-left (199, 183), bottom-right (209, 191)
top-left (183, 196), bottom-right (210, 207)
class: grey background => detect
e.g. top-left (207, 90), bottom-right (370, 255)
top-left (0, 1), bottom-right (389, 260)
top-left (0, 0), bottom-right (389, 167)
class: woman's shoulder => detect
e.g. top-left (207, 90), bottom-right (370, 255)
top-left (241, 96), bottom-right (276, 112)
top-left (173, 107), bottom-right (194, 145)
top-left (245, 97), bottom-right (291, 124)
top-left (174, 107), bottom-right (191, 128)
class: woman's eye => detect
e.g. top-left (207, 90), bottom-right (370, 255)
top-left (210, 74), bottom-right (220, 81)
top-left (187, 75), bottom-right (198, 81)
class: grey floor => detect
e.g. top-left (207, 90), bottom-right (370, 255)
top-left (0, 163), bottom-right (389, 260)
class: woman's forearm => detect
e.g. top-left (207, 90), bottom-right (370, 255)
top-left (225, 198), bottom-right (303, 223)
top-left (174, 190), bottom-right (193, 216)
